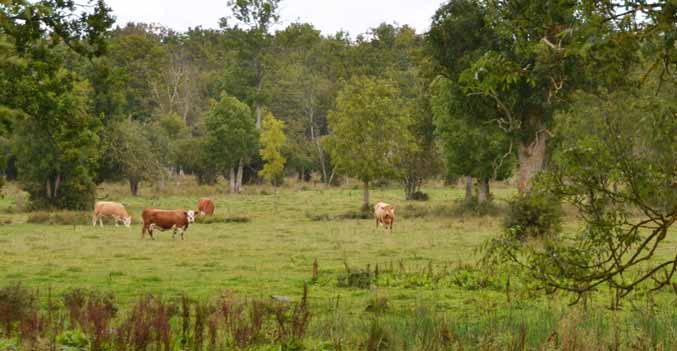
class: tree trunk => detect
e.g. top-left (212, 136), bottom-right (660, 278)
top-left (477, 178), bottom-right (490, 204)
top-left (403, 175), bottom-right (419, 200)
top-left (517, 131), bottom-right (548, 193)
top-left (255, 104), bottom-right (262, 129)
top-left (308, 104), bottom-right (328, 184)
top-left (229, 167), bottom-right (236, 193)
top-left (465, 176), bottom-right (473, 202)
top-left (363, 180), bottom-right (370, 208)
top-left (130, 179), bottom-right (139, 196)
top-left (53, 174), bottom-right (61, 199)
top-left (235, 159), bottom-right (244, 193)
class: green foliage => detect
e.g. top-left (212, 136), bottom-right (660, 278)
top-left (431, 77), bottom-right (515, 183)
top-left (258, 112), bottom-right (287, 185)
top-left (503, 193), bottom-right (563, 241)
top-left (325, 76), bottom-right (413, 185)
top-left (203, 95), bottom-right (259, 175)
top-left (484, 85), bottom-right (676, 300)
top-left (56, 330), bottom-right (89, 351)
top-left (0, 0), bottom-right (112, 210)
top-left (100, 119), bottom-right (164, 190)
top-left (10, 76), bottom-right (101, 210)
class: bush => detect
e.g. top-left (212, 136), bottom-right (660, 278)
top-left (409, 191), bottom-right (429, 201)
top-left (26, 211), bottom-right (91, 225)
top-left (504, 193), bottom-right (562, 241)
top-left (57, 330), bottom-right (89, 350)
top-left (195, 216), bottom-right (251, 224)
top-left (330, 205), bottom-right (372, 220)
top-left (452, 197), bottom-right (502, 217)
top-left (337, 270), bottom-right (374, 289)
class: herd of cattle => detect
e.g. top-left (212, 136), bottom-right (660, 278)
top-left (91, 198), bottom-right (396, 239)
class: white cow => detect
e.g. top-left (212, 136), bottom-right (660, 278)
top-left (92, 201), bottom-right (132, 227)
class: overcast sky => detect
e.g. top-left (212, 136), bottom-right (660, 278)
top-left (106, 0), bottom-right (446, 36)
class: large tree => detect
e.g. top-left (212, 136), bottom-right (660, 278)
top-left (203, 95), bottom-right (258, 193)
top-left (429, 0), bottom-right (650, 193)
top-left (0, 0), bottom-right (113, 209)
top-left (325, 76), bottom-right (413, 207)
top-left (431, 77), bottom-right (514, 204)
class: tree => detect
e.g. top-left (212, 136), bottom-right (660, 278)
top-left (203, 95), bottom-right (258, 193)
top-left (102, 119), bottom-right (164, 196)
top-left (483, 85), bottom-right (676, 302)
top-left (258, 112), bottom-right (286, 186)
top-left (1, 1), bottom-right (112, 209)
top-left (325, 76), bottom-right (413, 207)
top-left (431, 77), bottom-right (514, 204)
top-left (263, 23), bottom-right (340, 184)
top-left (221, 0), bottom-right (281, 128)
top-left (429, 0), bottom-right (647, 193)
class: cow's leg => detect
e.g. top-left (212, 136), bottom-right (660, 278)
top-left (92, 213), bottom-right (98, 227)
top-left (114, 216), bottom-right (119, 227)
top-left (148, 224), bottom-right (156, 240)
top-left (99, 216), bottom-right (104, 227)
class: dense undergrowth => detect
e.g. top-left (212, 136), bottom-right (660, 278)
top-left (0, 282), bottom-right (675, 351)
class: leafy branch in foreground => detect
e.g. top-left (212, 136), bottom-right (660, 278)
top-left (482, 88), bottom-right (677, 302)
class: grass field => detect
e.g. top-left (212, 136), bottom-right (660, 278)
top-left (0, 178), bottom-right (676, 350)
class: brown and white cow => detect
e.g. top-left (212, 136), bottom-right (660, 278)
top-left (196, 198), bottom-right (215, 216)
top-left (92, 201), bottom-right (132, 228)
top-left (141, 208), bottom-right (196, 240)
top-left (374, 202), bottom-right (395, 232)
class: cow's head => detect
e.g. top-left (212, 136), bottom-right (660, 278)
top-left (123, 216), bottom-right (132, 227)
top-left (186, 210), bottom-right (196, 223)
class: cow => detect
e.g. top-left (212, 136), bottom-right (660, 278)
top-left (141, 208), bottom-right (196, 240)
top-left (374, 202), bottom-right (395, 232)
top-left (92, 201), bottom-right (132, 228)
top-left (196, 198), bottom-right (215, 216)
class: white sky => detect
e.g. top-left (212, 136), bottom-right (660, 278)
top-left (106, 0), bottom-right (446, 36)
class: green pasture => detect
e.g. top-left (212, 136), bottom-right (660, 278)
top-left (0, 179), bottom-right (676, 349)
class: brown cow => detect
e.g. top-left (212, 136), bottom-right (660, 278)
top-left (92, 201), bottom-right (132, 227)
top-left (196, 198), bottom-right (215, 216)
top-left (374, 202), bottom-right (395, 232)
top-left (141, 208), bottom-right (196, 240)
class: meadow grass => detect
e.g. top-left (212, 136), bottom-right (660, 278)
top-left (0, 178), bottom-right (675, 350)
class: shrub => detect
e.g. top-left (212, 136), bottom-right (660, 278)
top-left (409, 191), bottom-right (429, 201)
top-left (195, 215), bottom-right (251, 224)
top-left (337, 270), bottom-right (374, 289)
top-left (452, 197), bottom-right (502, 217)
top-left (0, 284), bottom-right (37, 338)
top-left (337, 206), bottom-right (372, 220)
top-left (56, 330), bottom-right (89, 350)
top-left (504, 193), bottom-right (562, 241)
top-left (26, 211), bottom-right (90, 225)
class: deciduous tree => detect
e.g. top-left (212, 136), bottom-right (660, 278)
top-left (258, 112), bottom-right (286, 186)
top-left (325, 76), bottom-right (413, 207)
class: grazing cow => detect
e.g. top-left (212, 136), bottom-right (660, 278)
top-left (141, 208), bottom-right (195, 240)
top-left (92, 201), bottom-right (132, 228)
top-left (196, 198), bottom-right (215, 216)
top-left (374, 202), bottom-right (395, 232)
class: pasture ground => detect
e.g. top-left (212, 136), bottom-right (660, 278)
top-left (0, 178), bottom-right (676, 349)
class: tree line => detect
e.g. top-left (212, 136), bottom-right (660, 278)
top-left (1, 0), bottom-right (674, 209)
top-left (0, 0), bottom-right (675, 305)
